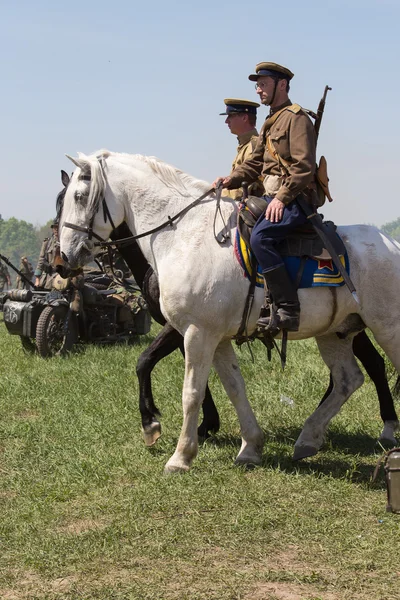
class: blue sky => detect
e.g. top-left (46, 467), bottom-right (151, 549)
top-left (1, 0), bottom-right (399, 227)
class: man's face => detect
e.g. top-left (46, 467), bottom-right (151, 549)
top-left (225, 113), bottom-right (249, 135)
top-left (255, 76), bottom-right (277, 105)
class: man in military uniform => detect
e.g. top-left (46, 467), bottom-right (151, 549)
top-left (0, 259), bottom-right (11, 292)
top-left (219, 98), bottom-right (264, 200)
top-left (16, 256), bottom-right (34, 289)
top-left (34, 222), bottom-right (60, 289)
top-left (213, 62), bottom-right (316, 332)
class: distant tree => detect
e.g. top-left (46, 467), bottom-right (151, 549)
top-left (35, 219), bottom-right (53, 246)
top-left (381, 217), bottom-right (400, 242)
top-left (0, 218), bottom-right (42, 285)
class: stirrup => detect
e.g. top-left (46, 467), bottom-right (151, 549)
top-left (257, 307), bottom-right (299, 335)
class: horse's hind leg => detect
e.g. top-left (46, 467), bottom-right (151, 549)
top-left (293, 334), bottom-right (364, 460)
top-left (352, 331), bottom-right (398, 444)
top-left (318, 331), bottom-right (399, 444)
top-left (212, 340), bottom-right (264, 466)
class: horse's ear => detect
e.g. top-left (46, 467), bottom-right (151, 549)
top-left (65, 154), bottom-right (91, 174)
top-left (61, 170), bottom-right (70, 188)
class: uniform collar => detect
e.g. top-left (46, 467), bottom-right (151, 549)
top-left (237, 128), bottom-right (258, 145)
top-left (269, 99), bottom-right (292, 116)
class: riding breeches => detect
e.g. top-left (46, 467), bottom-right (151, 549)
top-left (250, 196), bottom-right (308, 273)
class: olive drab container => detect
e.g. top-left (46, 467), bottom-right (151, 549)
top-left (384, 449), bottom-right (400, 513)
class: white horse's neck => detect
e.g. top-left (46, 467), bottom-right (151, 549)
top-left (106, 153), bottom-right (237, 275)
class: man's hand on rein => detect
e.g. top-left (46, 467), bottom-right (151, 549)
top-left (212, 176), bottom-right (232, 190)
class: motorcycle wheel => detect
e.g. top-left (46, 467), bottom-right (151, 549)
top-left (19, 336), bottom-right (36, 354)
top-left (36, 306), bottom-right (77, 358)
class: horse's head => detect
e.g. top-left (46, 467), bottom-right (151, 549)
top-left (59, 152), bottom-right (125, 270)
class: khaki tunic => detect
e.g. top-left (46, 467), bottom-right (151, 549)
top-left (225, 129), bottom-right (264, 201)
top-left (16, 260), bottom-right (34, 289)
top-left (229, 99), bottom-right (316, 205)
top-left (35, 235), bottom-right (60, 289)
top-left (0, 261), bottom-right (11, 291)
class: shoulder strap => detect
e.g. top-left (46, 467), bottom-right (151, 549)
top-left (264, 104), bottom-right (302, 131)
top-left (250, 136), bottom-right (258, 153)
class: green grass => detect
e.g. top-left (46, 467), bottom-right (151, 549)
top-left (0, 320), bottom-right (399, 600)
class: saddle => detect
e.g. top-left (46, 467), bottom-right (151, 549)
top-left (238, 195), bottom-right (345, 259)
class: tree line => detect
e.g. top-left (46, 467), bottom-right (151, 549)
top-left (0, 216), bottom-right (53, 285)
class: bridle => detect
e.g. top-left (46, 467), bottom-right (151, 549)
top-left (64, 175), bottom-right (117, 242)
top-left (63, 158), bottom-right (117, 242)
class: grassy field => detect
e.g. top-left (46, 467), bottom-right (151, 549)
top-left (0, 319), bottom-right (399, 600)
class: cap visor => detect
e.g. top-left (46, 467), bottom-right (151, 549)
top-left (248, 74), bottom-right (258, 81)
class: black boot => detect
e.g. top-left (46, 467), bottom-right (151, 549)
top-left (257, 265), bottom-right (300, 332)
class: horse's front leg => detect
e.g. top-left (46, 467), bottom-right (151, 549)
top-left (293, 334), bottom-right (364, 460)
top-left (213, 340), bottom-right (264, 466)
top-left (164, 325), bottom-right (218, 474)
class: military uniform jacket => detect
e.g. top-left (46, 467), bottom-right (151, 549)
top-left (226, 129), bottom-right (264, 201)
top-left (35, 235), bottom-right (59, 277)
top-left (16, 261), bottom-right (34, 288)
top-left (229, 100), bottom-right (316, 205)
top-left (0, 261), bottom-right (10, 282)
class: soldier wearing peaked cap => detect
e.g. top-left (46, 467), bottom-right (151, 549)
top-left (213, 62), bottom-right (317, 333)
top-left (220, 99), bottom-right (264, 200)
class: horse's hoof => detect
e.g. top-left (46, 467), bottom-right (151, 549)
top-left (164, 461), bottom-right (190, 475)
top-left (378, 435), bottom-right (397, 448)
top-left (293, 445), bottom-right (318, 461)
top-left (142, 421), bottom-right (162, 447)
top-left (379, 421), bottom-right (399, 448)
top-left (234, 454), bottom-right (262, 468)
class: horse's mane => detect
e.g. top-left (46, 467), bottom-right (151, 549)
top-left (88, 149), bottom-right (210, 201)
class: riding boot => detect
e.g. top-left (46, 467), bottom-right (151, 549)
top-left (257, 264), bottom-right (300, 332)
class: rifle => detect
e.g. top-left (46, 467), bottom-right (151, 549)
top-left (0, 253), bottom-right (36, 289)
top-left (298, 84), bottom-right (360, 305)
top-left (314, 85), bottom-right (332, 140)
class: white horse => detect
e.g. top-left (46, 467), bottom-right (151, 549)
top-left (59, 150), bottom-right (400, 473)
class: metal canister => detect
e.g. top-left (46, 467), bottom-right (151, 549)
top-left (385, 449), bottom-right (400, 514)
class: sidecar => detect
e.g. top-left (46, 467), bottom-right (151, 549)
top-left (0, 275), bottom-right (151, 357)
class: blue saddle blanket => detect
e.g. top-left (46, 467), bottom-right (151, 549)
top-left (234, 229), bottom-right (350, 289)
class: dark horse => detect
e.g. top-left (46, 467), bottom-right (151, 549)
top-left (57, 171), bottom-right (399, 447)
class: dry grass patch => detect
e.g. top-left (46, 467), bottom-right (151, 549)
top-left (244, 582), bottom-right (339, 600)
top-left (15, 410), bottom-right (40, 420)
top-left (56, 517), bottom-right (109, 535)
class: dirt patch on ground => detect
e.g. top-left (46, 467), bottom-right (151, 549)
top-left (15, 410), bottom-right (39, 420)
top-left (0, 490), bottom-right (17, 499)
top-left (56, 517), bottom-right (108, 535)
top-left (244, 582), bottom-right (338, 600)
